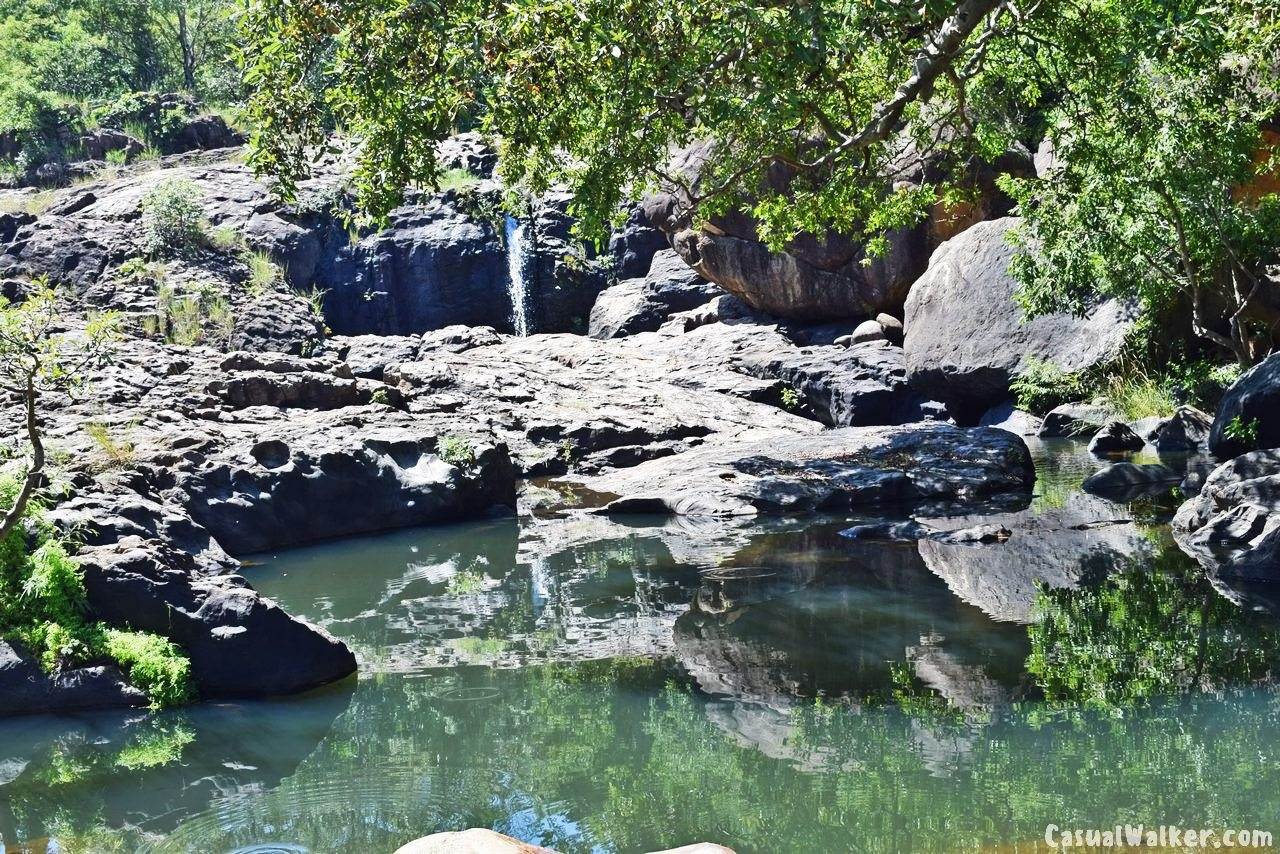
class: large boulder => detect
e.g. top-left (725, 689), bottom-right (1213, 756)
top-left (0, 640), bottom-right (146, 716)
top-left (589, 249), bottom-right (721, 338)
top-left (583, 424), bottom-right (1035, 517)
top-left (1153, 405), bottom-right (1213, 453)
top-left (1081, 462), bottom-right (1181, 501)
top-left (1210, 353), bottom-right (1280, 457)
top-left (1038, 403), bottom-right (1118, 439)
top-left (903, 218), bottom-right (1132, 420)
top-left (1173, 450), bottom-right (1280, 581)
top-left (644, 141), bottom-right (1030, 321)
top-left (77, 538), bottom-right (358, 697)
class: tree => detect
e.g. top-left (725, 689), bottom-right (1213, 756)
top-left (0, 284), bottom-right (118, 543)
top-left (239, 0), bottom-right (1280, 362)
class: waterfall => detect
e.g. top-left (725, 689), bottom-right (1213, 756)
top-left (504, 214), bottom-right (530, 336)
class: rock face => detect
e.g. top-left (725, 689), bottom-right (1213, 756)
top-left (1210, 353), bottom-right (1280, 457)
top-left (1173, 450), bottom-right (1280, 581)
top-left (644, 141), bottom-right (1030, 321)
top-left (0, 641), bottom-right (146, 715)
top-left (589, 249), bottom-right (721, 338)
top-left (903, 218), bottom-right (1132, 419)
top-left (583, 424), bottom-right (1035, 517)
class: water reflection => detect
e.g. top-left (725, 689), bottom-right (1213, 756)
top-left (2, 442), bottom-right (1280, 852)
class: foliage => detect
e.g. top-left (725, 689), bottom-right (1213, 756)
top-left (139, 177), bottom-right (206, 257)
top-left (437, 435), bottom-right (475, 466)
top-left (83, 421), bottom-right (137, 470)
top-left (245, 249), bottom-right (282, 294)
top-left (779, 386), bottom-right (801, 411)
top-left (144, 281), bottom-right (234, 347)
top-left (101, 628), bottom-right (193, 708)
top-left (369, 386), bottom-right (393, 407)
top-left (0, 476), bottom-right (192, 708)
top-left (1010, 358), bottom-right (1084, 415)
top-left (207, 224), bottom-right (243, 251)
top-left (437, 167), bottom-right (481, 194)
top-left (1224, 414), bottom-right (1261, 445)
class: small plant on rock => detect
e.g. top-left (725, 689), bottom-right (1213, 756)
top-left (438, 435), bottom-right (475, 465)
top-left (140, 178), bottom-right (206, 258)
top-left (780, 386), bottom-right (801, 411)
top-left (245, 251), bottom-right (282, 295)
top-left (84, 422), bottom-right (136, 471)
top-left (1224, 415), bottom-right (1260, 446)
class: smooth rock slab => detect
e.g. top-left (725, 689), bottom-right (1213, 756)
top-left (1039, 403), bottom-right (1118, 438)
top-left (1210, 353), bottom-right (1280, 457)
top-left (583, 424), bottom-right (1035, 517)
top-left (1087, 421), bottom-right (1145, 456)
top-left (1173, 449), bottom-right (1280, 581)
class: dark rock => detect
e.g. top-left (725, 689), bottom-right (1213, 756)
top-left (78, 128), bottom-right (144, 162)
top-left (1039, 403), bottom-right (1117, 438)
top-left (0, 640), bottom-right (146, 716)
top-left (162, 113), bottom-right (245, 154)
top-left (173, 424), bottom-right (517, 554)
top-left (584, 424), bottom-right (1035, 517)
top-left (77, 538), bottom-right (357, 697)
top-left (589, 249), bottom-right (720, 338)
top-left (875, 313), bottom-right (904, 345)
top-left (435, 132), bottom-right (498, 178)
top-left (1087, 421), bottom-right (1145, 456)
top-left (1081, 462), bottom-right (1180, 500)
top-left (736, 340), bottom-right (939, 427)
top-left (1210, 353), bottom-right (1280, 457)
top-left (1173, 450), bottom-right (1280, 581)
top-left (903, 218), bottom-right (1132, 420)
top-left (608, 204), bottom-right (670, 280)
top-left (1153, 405), bottom-right (1212, 453)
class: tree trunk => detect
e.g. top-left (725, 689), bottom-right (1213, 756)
top-left (0, 379), bottom-right (45, 544)
top-left (178, 6), bottom-right (196, 91)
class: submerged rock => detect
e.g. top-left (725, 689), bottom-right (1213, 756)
top-left (582, 424), bottom-right (1035, 517)
top-left (1082, 462), bottom-right (1181, 501)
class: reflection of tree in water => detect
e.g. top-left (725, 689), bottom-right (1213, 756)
top-left (1027, 536), bottom-right (1280, 709)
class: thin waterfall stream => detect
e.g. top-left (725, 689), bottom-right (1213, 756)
top-left (504, 213), bottom-right (530, 336)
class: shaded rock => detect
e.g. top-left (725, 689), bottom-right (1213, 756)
top-left (1039, 403), bottom-right (1117, 438)
top-left (609, 203), bottom-right (670, 279)
top-left (435, 132), bottom-right (498, 178)
top-left (174, 424), bottom-right (517, 554)
top-left (1173, 450), bottom-right (1280, 581)
top-left (736, 340), bottom-right (939, 427)
top-left (163, 113), bottom-right (244, 154)
top-left (1087, 421), bottom-right (1145, 456)
top-left (77, 537), bottom-right (357, 697)
top-left (876, 312), bottom-right (904, 344)
top-left (584, 424), bottom-right (1035, 517)
top-left (979, 400), bottom-right (1041, 436)
top-left (1130, 415), bottom-right (1165, 443)
top-left (903, 218), bottom-right (1132, 419)
top-left (1152, 405), bottom-right (1212, 453)
top-left (78, 128), bottom-right (144, 161)
top-left (1081, 462), bottom-right (1180, 501)
top-left (0, 640), bottom-right (146, 716)
top-left (1210, 352), bottom-right (1280, 457)
top-left (589, 249), bottom-right (720, 338)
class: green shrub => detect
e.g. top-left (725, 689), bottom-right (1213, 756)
top-left (780, 386), bottom-right (801, 410)
top-left (438, 167), bottom-right (482, 193)
top-left (101, 628), bottom-right (192, 709)
top-left (207, 225), bottom-right (243, 252)
top-left (370, 386), bottom-right (394, 406)
top-left (437, 435), bottom-right (475, 465)
top-left (1100, 372), bottom-right (1176, 420)
top-left (140, 178), bottom-right (206, 257)
top-left (144, 282), bottom-right (235, 348)
top-left (104, 147), bottom-right (129, 166)
top-left (1010, 358), bottom-right (1084, 415)
top-left (0, 476), bottom-right (191, 708)
top-left (84, 422), bottom-right (136, 470)
top-left (1224, 415), bottom-right (1260, 446)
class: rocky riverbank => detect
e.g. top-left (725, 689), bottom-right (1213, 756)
top-left (2, 137), bottom-right (1277, 715)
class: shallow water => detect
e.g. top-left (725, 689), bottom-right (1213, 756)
top-left (3, 442), bottom-right (1280, 852)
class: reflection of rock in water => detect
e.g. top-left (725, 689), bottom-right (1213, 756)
top-left (916, 492), bottom-right (1154, 623)
top-left (0, 681), bottom-right (353, 847)
top-left (672, 531), bottom-right (1027, 767)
